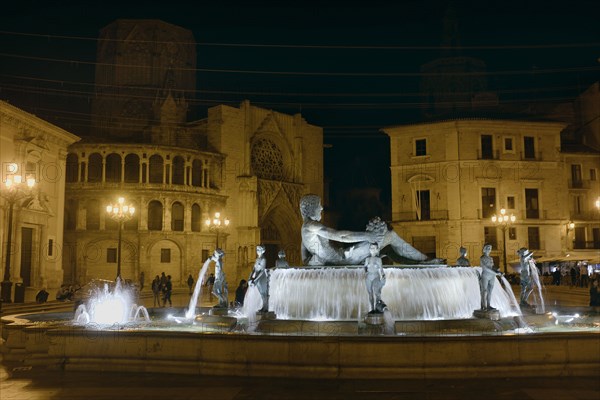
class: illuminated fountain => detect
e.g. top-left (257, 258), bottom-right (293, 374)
top-left (1, 194), bottom-right (598, 378)
top-left (268, 266), bottom-right (520, 321)
top-left (73, 279), bottom-right (150, 325)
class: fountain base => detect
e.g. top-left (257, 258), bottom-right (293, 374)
top-left (194, 314), bottom-right (238, 332)
top-left (364, 313), bottom-right (385, 325)
top-left (256, 311), bottom-right (277, 320)
top-left (473, 309), bottom-right (501, 320)
top-left (208, 307), bottom-right (229, 316)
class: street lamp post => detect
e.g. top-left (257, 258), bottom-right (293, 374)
top-left (205, 212), bottom-right (229, 249)
top-left (1, 170), bottom-right (35, 303)
top-left (491, 208), bottom-right (516, 274)
top-left (106, 197), bottom-right (135, 280)
top-left (566, 221), bottom-right (575, 250)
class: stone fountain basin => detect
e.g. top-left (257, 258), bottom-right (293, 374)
top-left (1, 308), bottom-right (599, 379)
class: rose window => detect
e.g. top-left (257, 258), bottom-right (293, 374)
top-left (251, 138), bottom-right (284, 180)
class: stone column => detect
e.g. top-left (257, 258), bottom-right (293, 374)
top-left (120, 156), bottom-right (125, 183)
top-left (101, 156), bottom-right (106, 183)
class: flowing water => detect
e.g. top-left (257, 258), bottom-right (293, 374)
top-left (268, 266), bottom-right (521, 321)
top-left (529, 259), bottom-right (545, 313)
top-left (185, 257), bottom-right (212, 319)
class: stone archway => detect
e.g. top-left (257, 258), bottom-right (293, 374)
top-left (146, 239), bottom-right (183, 284)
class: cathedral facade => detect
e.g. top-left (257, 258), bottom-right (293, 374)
top-left (62, 20), bottom-right (322, 287)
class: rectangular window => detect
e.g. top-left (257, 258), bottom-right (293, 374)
top-left (504, 137), bottom-right (513, 151)
top-left (201, 249), bottom-right (209, 261)
top-left (506, 196), bottom-right (515, 209)
top-left (107, 248), bottom-right (117, 263)
top-left (481, 187), bottom-right (496, 218)
top-left (524, 136), bottom-right (535, 159)
top-left (415, 139), bottom-right (427, 156)
top-left (484, 227), bottom-right (498, 248)
top-left (571, 164), bottom-right (582, 187)
top-left (161, 248), bottom-right (171, 263)
top-left (525, 188), bottom-right (539, 219)
top-left (573, 195), bottom-right (582, 214)
top-left (591, 169), bottom-right (597, 181)
top-left (416, 190), bottom-right (431, 220)
top-left (527, 227), bottom-right (540, 250)
top-left (480, 135), bottom-right (493, 159)
top-left (574, 227), bottom-right (586, 249)
top-left (48, 239), bottom-right (54, 257)
top-left (508, 227), bottom-right (517, 240)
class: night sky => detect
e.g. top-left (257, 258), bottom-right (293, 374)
top-left (1, 0), bottom-right (599, 228)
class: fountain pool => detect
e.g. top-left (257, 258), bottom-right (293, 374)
top-left (1, 265), bottom-right (598, 379)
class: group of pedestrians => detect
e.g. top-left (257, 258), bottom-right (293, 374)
top-left (151, 272), bottom-right (172, 307)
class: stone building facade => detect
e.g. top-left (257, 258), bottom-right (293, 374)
top-left (63, 20), bottom-right (323, 287)
top-left (383, 119), bottom-right (599, 269)
top-left (1, 101), bottom-right (80, 301)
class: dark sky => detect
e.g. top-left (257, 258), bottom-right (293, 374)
top-left (1, 0), bottom-right (599, 227)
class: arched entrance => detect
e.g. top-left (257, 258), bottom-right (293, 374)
top-left (260, 202), bottom-right (302, 267)
top-left (260, 219), bottom-right (281, 269)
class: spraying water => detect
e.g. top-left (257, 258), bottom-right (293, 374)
top-left (528, 259), bottom-right (545, 313)
top-left (73, 279), bottom-right (149, 325)
top-left (185, 257), bottom-right (212, 319)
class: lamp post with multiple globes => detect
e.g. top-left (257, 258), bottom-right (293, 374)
top-left (106, 197), bottom-right (135, 280)
top-left (205, 212), bottom-right (229, 249)
top-left (1, 168), bottom-right (36, 303)
top-left (491, 208), bottom-right (516, 274)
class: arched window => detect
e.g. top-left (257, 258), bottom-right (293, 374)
top-left (191, 203), bottom-right (201, 232)
top-left (124, 154), bottom-right (140, 183)
top-left (88, 153), bottom-right (102, 182)
top-left (86, 199), bottom-right (100, 230)
top-left (172, 156), bottom-right (185, 185)
top-left (148, 200), bottom-right (163, 231)
top-left (171, 202), bottom-right (184, 231)
top-left (66, 153), bottom-right (78, 183)
top-left (149, 155), bottom-right (163, 184)
top-left (251, 138), bottom-right (284, 180)
top-left (105, 154), bottom-right (121, 183)
top-left (192, 159), bottom-right (202, 187)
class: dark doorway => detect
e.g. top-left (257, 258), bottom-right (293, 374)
top-left (20, 227), bottom-right (33, 286)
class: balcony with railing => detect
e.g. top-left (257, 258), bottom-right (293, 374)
top-left (520, 151), bottom-right (542, 161)
top-left (393, 210), bottom-right (449, 222)
top-left (570, 210), bottom-right (600, 221)
top-left (477, 149), bottom-right (500, 160)
top-left (568, 179), bottom-right (591, 190)
top-left (573, 241), bottom-right (600, 250)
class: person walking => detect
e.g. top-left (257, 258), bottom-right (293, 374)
top-left (151, 275), bottom-right (161, 307)
top-left (162, 275), bottom-right (173, 307)
top-left (187, 273), bottom-right (194, 295)
top-left (139, 271), bottom-right (145, 292)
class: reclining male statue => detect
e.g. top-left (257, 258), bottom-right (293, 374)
top-left (300, 194), bottom-right (441, 266)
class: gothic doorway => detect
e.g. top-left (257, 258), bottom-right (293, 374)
top-left (260, 219), bottom-right (281, 269)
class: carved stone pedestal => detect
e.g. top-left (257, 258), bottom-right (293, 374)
top-left (209, 307), bottom-right (229, 316)
top-left (255, 311), bottom-right (277, 320)
top-left (473, 308), bottom-right (500, 321)
top-left (364, 312), bottom-right (385, 325)
top-left (521, 303), bottom-right (545, 315)
top-left (194, 314), bottom-right (238, 332)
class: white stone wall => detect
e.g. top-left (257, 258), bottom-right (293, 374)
top-left (0, 101), bottom-right (80, 301)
